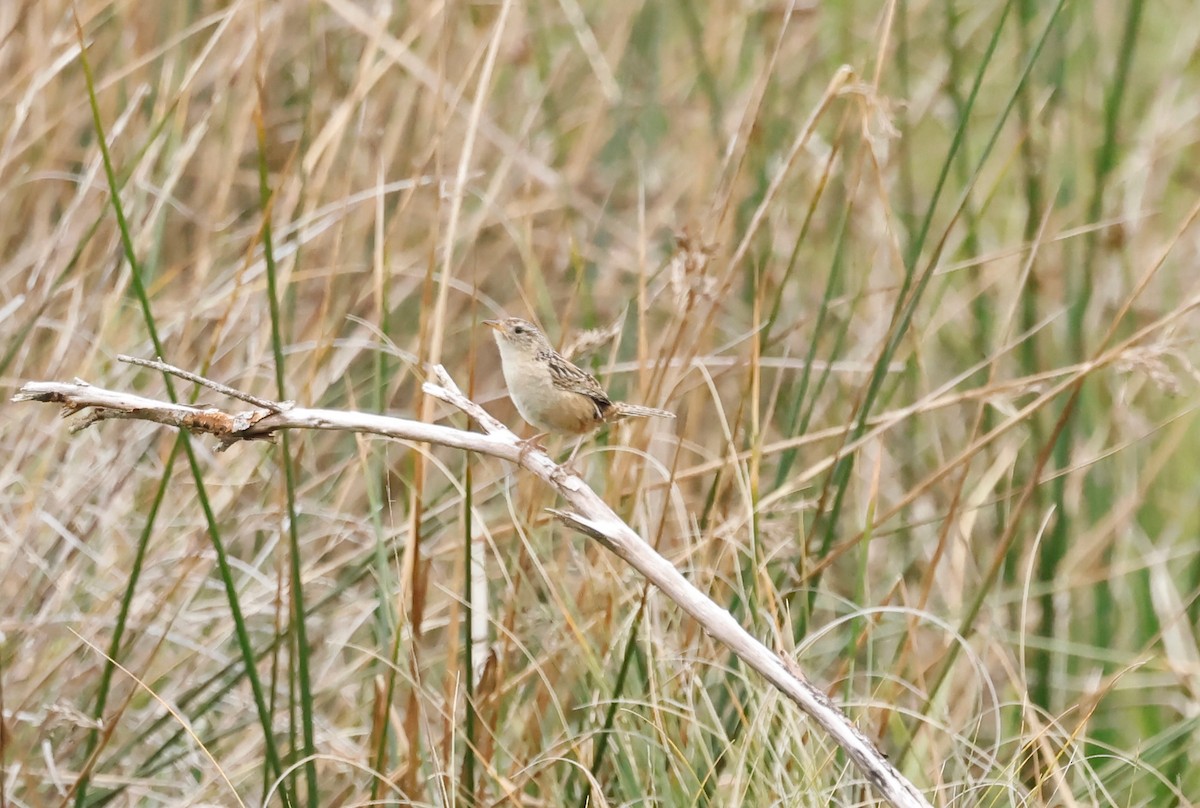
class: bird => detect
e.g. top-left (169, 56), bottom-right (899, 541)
top-left (483, 317), bottom-right (675, 436)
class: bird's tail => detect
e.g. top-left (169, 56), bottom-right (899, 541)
top-left (612, 402), bottom-right (675, 421)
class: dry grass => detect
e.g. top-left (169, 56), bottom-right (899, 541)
top-left (3, 0), bottom-right (1200, 805)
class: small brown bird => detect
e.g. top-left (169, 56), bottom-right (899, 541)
top-left (483, 317), bottom-right (674, 435)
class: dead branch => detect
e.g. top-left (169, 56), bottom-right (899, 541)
top-left (13, 367), bottom-right (931, 808)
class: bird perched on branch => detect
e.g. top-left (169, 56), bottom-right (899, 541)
top-left (483, 317), bottom-right (674, 436)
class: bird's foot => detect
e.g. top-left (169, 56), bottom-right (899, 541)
top-left (516, 433), bottom-right (548, 463)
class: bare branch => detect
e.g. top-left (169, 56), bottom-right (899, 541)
top-left (117, 354), bottom-right (287, 411)
top-left (13, 379), bottom-right (516, 456)
top-left (14, 381), bottom-right (277, 442)
top-left (13, 369), bottom-right (931, 808)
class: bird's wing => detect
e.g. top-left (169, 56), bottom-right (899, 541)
top-left (542, 349), bottom-right (612, 412)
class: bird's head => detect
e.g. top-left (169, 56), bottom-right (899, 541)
top-left (482, 317), bottom-right (551, 353)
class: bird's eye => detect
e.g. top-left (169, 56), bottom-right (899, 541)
top-left (513, 325), bottom-right (526, 334)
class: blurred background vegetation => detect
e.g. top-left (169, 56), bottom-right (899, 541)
top-left (3, 0), bottom-right (1198, 805)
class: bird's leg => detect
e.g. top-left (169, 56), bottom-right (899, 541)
top-left (534, 434), bottom-right (589, 478)
top-left (562, 436), bottom-right (586, 468)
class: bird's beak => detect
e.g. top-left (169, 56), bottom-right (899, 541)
top-left (482, 319), bottom-right (501, 331)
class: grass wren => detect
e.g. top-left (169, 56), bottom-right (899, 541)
top-left (483, 317), bottom-right (674, 435)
